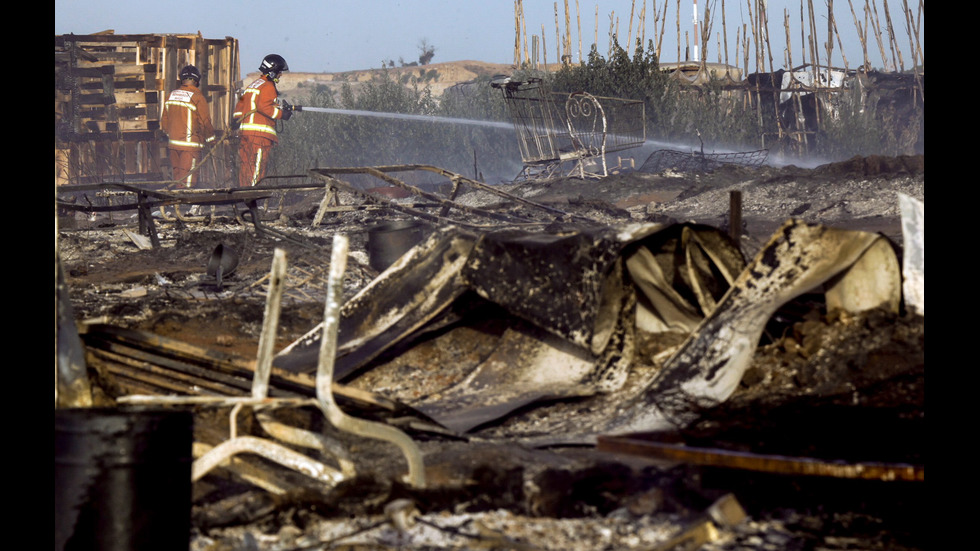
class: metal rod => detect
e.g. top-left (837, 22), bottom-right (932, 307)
top-left (191, 435), bottom-right (346, 487)
top-left (253, 248), bottom-right (287, 399)
top-left (315, 234), bottom-right (427, 488)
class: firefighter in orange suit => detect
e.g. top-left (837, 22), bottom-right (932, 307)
top-left (160, 65), bottom-right (216, 187)
top-left (232, 54), bottom-right (293, 187)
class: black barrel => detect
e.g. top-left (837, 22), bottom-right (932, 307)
top-left (55, 407), bottom-right (194, 551)
top-left (367, 220), bottom-right (424, 272)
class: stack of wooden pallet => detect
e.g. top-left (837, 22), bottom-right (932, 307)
top-left (55, 31), bottom-right (240, 186)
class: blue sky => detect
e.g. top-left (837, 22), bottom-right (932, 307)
top-left (54, 0), bottom-right (922, 74)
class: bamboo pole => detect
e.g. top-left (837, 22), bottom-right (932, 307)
top-left (699, 0), bottom-right (711, 69)
top-left (827, 0), bottom-right (834, 68)
top-left (831, 8), bottom-right (850, 71)
top-left (882, 0), bottom-right (904, 72)
top-left (521, 0), bottom-right (530, 65)
top-left (868, 0), bottom-right (890, 70)
top-left (797, 0), bottom-right (805, 70)
top-left (742, 24), bottom-right (749, 76)
top-left (735, 26), bottom-right (741, 73)
top-left (595, 3), bottom-right (599, 52)
top-left (609, 12), bottom-right (615, 57)
top-left (542, 24), bottom-right (549, 70)
top-left (693, 0), bottom-right (699, 62)
top-left (722, 0), bottom-right (730, 71)
top-left (763, 0), bottom-right (773, 73)
top-left (901, 0), bottom-right (915, 67)
top-left (744, 0), bottom-right (757, 73)
top-left (639, 0), bottom-right (647, 51)
top-left (908, 0), bottom-right (923, 100)
top-left (778, 9), bottom-right (793, 138)
top-left (627, 0), bottom-right (636, 54)
top-left (846, 0), bottom-right (870, 71)
top-left (905, 0), bottom-right (922, 68)
top-left (808, 0), bottom-right (820, 77)
top-left (564, 0), bottom-right (572, 62)
top-left (656, 0), bottom-right (668, 61)
top-left (677, 0), bottom-right (682, 62)
top-left (514, 1), bottom-right (521, 66)
top-left (555, 2), bottom-right (561, 65)
top-left (807, 0), bottom-right (822, 135)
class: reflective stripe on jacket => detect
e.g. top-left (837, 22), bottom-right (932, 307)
top-left (160, 84), bottom-right (215, 151)
top-left (233, 76), bottom-right (283, 142)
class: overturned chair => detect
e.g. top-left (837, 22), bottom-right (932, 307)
top-left (120, 240), bottom-right (427, 493)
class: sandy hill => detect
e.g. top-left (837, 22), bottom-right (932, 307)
top-left (244, 60), bottom-right (516, 101)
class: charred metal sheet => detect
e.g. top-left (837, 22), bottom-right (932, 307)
top-left (276, 221), bottom-right (751, 432)
top-left (899, 192), bottom-right (924, 315)
top-left (513, 220), bottom-right (896, 445)
top-left (824, 237), bottom-right (902, 315)
top-left (275, 226), bottom-right (478, 378)
top-left (414, 288), bottom-right (635, 433)
top-left (625, 224), bottom-right (746, 334)
top-left (596, 434), bottom-right (924, 481)
top-left (460, 225), bottom-right (639, 353)
top-left (600, 220), bottom-right (891, 436)
top-left (56, 258), bottom-right (93, 407)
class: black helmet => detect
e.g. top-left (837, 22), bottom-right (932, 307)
top-left (259, 54), bottom-right (289, 76)
top-left (179, 65), bottom-right (201, 83)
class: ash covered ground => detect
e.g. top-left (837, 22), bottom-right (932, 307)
top-left (58, 154), bottom-right (924, 550)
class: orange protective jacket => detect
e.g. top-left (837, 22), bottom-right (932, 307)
top-left (233, 75), bottom-right (285, 143)
top-left (160, 83), bottom-right (215, 151)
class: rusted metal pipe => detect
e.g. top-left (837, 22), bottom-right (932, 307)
top-left (596, 434), bottom-right (924, 482)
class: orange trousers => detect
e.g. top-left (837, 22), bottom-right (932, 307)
top-left (238, 135), bottom-right (276, 187)
top-left (169, 148), bottom-right (202, 188)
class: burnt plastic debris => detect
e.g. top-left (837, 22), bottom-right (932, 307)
top-left (55, 407), bottom-right (194, 551)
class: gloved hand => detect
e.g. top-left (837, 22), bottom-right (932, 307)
top-left (230, 117), bottom-right (241, 131)
top-left (156, 129), bottom-right (169, 142)
top-left (280, 99), bottom-right (293, 120)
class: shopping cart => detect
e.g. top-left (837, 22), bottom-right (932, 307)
top-left (491, 77), bottom-right (646, 181)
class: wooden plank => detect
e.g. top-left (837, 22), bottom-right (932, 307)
top-left (115, 120), bottom-right (156, 132)
top-left (55, 34), bottom-right (166, 47)
top-left (63, 65), bottom-right (115, 78)
top-left (75, 79), bottom-right (149, 91)
top-left (112, 90), bottom-right (150, 104)
top-left (77, 51), bottom-right (138, 63)
top-left (59, 130), bottom-right (159, 143)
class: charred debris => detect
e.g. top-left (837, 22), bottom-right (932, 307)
top-left (55, 162), bottom-right (924, 550)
